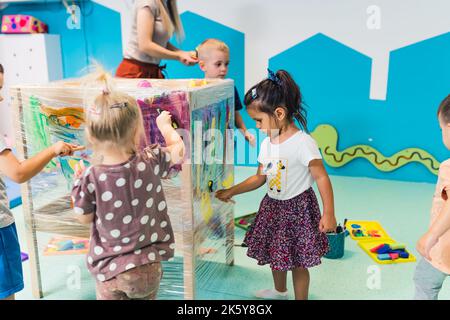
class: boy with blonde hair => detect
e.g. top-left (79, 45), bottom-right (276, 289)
top-left (196, 39), bottom-right (256, 146)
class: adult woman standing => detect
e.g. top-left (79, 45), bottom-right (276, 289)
top-left (116, 0), bottom-right (197, 79)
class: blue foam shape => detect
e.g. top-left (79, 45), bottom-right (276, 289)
top-left (378, 253), bottom-right (391, 260)
top-left (390, 249), bottom-right (406, 254)
top-left (377, 244), bottom-right (392, 254)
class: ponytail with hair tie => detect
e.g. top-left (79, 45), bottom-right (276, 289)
top-left (244, 69), bottom-right (308, 132)
top-left (267, 68), bottom-right (282, 86)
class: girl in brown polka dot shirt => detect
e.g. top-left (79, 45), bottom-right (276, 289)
top-left (71, 70), bottom-right (185, 300)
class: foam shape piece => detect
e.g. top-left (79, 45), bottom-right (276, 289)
top-left (399, 252), bottom-right (410, 259)
top-left (367, 230), bottom-right (379, 237)
top-left (378, 253), bottom-right (391, 260)
top-left (390, 243), bottom-right (406, 250)
top-left (389, 253), bottom-right (399, 260)
top-left (390, 249), bottom-right (406, 254)
top-left (370, 244), bottom-right (385, 253)
top-left (377, 244), bottom-right (391, 254)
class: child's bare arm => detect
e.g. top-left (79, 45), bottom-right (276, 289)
top-left (309, 159), bottom-right (337, 232)
top-left (235, 111), bottom-right (256, 146)
top-left (156, 111), bottom-right (185, 166)
top-left (235, 111), bottom-right (247, 134)
top-left (215, 164), bottom-right (266, 202)
top-left (417, 199), bottom-right (450, 259)
top-left (0, 142), bottom-right (83, 183)
top-left (430, 201), bottom-right (450, 238)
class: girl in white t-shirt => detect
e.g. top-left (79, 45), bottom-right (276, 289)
top-left (216, 69), bottom-right (336, 300)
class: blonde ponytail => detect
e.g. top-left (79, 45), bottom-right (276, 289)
top-left (82, 65), bottom-right (145, 160)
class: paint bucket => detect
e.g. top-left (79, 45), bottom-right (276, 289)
top-left (324, 231), bottom-right (345, 259)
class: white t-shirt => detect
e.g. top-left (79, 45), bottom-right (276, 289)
top-left (258, 131), bottom-right (322, 200)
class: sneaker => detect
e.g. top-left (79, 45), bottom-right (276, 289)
top-left (254, 288), bottom-right (289, 300)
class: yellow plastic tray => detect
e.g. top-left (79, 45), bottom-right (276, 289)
top-left (345, 220), bottom-right (390, 241)
top-left (358, 238), bottom-right (416, 264)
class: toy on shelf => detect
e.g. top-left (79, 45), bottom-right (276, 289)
top-left (345, 220), bottom-right (416, 264)
top-left (43, 236), bottom-right (89, 256)
top-left (1, 15), bottom-right (48, 34)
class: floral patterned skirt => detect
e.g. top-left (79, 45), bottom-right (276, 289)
top-left (244, 188), bottom-right (329, 271)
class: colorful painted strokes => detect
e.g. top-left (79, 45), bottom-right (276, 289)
top-left (311, 124), bottom-right (440, 175)
top-left (192, 98), bottom-right (233, 227)
top-left (137, 91), bottom-right (190, 147)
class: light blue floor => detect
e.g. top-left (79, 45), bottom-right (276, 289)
top-left (11, 166), bottom-right (450, 300)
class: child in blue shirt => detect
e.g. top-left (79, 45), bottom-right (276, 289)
top-left (196, 38), bottom-right (256, 146)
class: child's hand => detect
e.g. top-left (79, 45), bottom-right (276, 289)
top-left (417, 232), bottom-right (438, 260)
top-left (53, 141), bottom-right (85, 157)
top-left (319, 214), bottom-right (337, 233)
top-left (215, 189), bottom-right (235, 203)
top-left (244, 131), bottom-right (256, 147)
top-left (156, 111), bottom-right (173, 130)
top-left (73, 160), bottom-right (86, 180)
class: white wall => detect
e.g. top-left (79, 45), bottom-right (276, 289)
top-left (97, 0), bottom-right (450, 100)
top-left (0, 34), bottom-right (63, 142)
top-left (177, 0), bottom-right (450, 100)
top-left (2, 0), bottom-right (449, 140)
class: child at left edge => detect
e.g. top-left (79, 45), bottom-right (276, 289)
top-left (0, 63), bottom-right (83, 300)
